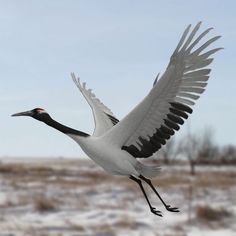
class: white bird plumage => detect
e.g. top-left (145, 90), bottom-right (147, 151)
top-left (12, 22), bottom-right (221, 216)
top-left (71, 73), bottom-right (118, 137)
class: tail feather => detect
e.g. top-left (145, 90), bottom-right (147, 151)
top-left (135, 162), bottom-right (161, 178)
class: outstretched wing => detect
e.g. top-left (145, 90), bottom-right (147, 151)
top-left (71, 73), bottom-right (119, 137)
top-left (104, 22), bottom-right (222, 158)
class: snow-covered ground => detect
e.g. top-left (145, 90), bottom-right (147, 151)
top-left (0, 158), bottom-right (235, 236)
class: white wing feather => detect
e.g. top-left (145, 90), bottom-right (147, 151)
top-left (71, 73), bottom-right (119, 137)
top-left (104, 22), bottom-right (222, 153)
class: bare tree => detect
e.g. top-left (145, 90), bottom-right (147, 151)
top-left (220, 145), bottom-right (236, 165)
top-left (180, 130), bottom-right (199, 175)
top-left (180, 126), bottom-right (220, 174)
top-left (197, 128), bottom-right (219, 164)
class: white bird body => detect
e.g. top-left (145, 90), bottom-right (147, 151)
top-left (68, 134), bottom-right (140, 176)
top-left (12, 22), bottom-right (221, 216)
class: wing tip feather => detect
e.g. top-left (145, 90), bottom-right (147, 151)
top-left (71, 72), bottom-right (76, 83)
top-left (71, 72), bottom-right (82, 88)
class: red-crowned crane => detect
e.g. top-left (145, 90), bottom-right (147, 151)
top-left (12, 22), bottom-right (222, 216)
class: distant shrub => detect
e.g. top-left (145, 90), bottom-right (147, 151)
top-left (34, 197), bottom-right (57, 212)
top-left (196, 205), bottom-right (232, 221)
top-left (0, 164), bottom-right (26, 174)
top-left (0, 163), bottom-right (55, 175)
top-left (219, 145), bottom-right (236, 165)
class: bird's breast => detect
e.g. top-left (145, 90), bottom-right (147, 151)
top-left (69, 135), bottom-right (136, 176)
top-left (70, 135), bottom-right (117, 166)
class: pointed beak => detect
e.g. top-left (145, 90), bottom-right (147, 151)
top-left (11, 110), bottom-right (33, 117)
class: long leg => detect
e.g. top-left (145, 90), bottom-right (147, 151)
top-left (139, 175), bottom-right (179, 213)
top-left (129, 175), bottom-right (162, 217)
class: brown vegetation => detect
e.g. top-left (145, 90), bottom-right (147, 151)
top-left (0, 158), bottom-right (235, 235)
top-left (34, 196), bottom-right (58, 212)
top-left (195, 171), bottom-right (236, 188)
top-left (65, 220), bottom-right (85, 231)
top-left (196, 205), bottom-right (232, 221)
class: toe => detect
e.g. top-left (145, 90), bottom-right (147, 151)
top-left (151, 207), bottom-right (163, 217)
top-left (166, 205), bottom-right (180, 212)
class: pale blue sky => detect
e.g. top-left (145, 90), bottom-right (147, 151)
top-left (0, 1), bottom-right (235, 157)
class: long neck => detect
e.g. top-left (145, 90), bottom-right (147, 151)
top-left (40, 114), bottom-right (89, 137)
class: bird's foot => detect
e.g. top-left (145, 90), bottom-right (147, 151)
top-left (150, 207), bottom-right (163, 217)
top-left (166, 204), bottom-right (180, 212)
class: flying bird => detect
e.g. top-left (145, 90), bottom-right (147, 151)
top-left (12, 22), bottom-right (221, 216)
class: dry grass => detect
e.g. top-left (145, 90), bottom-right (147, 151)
top-left (113, 218), bottom-right (137, 229)
top-left (2, 161), bottom-right (235, 193)
top-left (0, 163), bottom-right (26, 174)
top-left (0, 199), bottom-right (16, 208)
top-left (90, 223), bottom-right (115, 234)
top-left (195, 205), bottom-right (232, 221)
top-left (152, 173), bottom-right (189, 187)
top-left (34, 196), bottom-right (58, 212)
top-left (151, 169), bottom-right (236, 189)
top-left (0, 159), bottom-right (235, 235)
top-left (65, 220), bottom-right (85, 231)
top-left (195, 171), bottom-right (236, 188)
top-left (89, 217), bottom-right (139, 233)
top-left (0, 162), bottom-right (77, 178)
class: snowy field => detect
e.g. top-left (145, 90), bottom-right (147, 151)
top-left (0, 158), bottom-right (235, 236)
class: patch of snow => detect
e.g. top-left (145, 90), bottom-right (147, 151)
top-left (188, 228), bottom-right (236, 236)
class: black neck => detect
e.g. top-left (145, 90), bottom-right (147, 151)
top-left (37, 114), bottom-right (89, 137)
